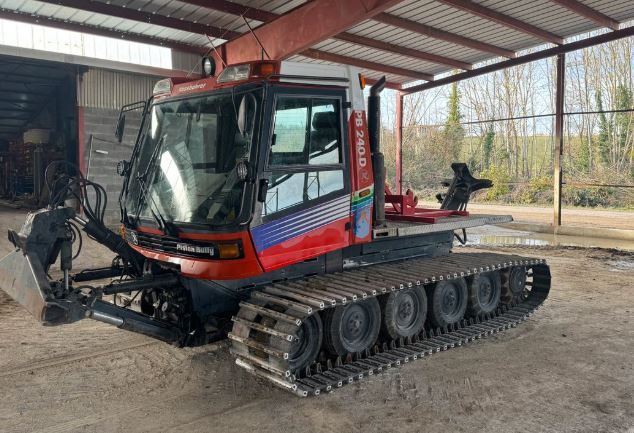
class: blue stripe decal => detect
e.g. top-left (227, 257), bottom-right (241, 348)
top-left (252, 195), bottom-right (350, 252)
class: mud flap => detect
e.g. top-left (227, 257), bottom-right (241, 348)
top-left (0, 249), bottom-right (80, 325)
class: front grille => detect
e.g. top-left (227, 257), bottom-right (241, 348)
top-left (127, 230), bottom-right (218, 259)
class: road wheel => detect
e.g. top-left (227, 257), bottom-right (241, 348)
top-left (380, 287), bottom-right (427, 340)
top-left (467, 272), bottom-right (501, 316)
top-left (501, 266), bottom-right (527, 304)
top-left (323, 298), bottom-right (381, 356)
top-left (271, 312), bottom-right (322, 373)
top-left (428, 278), bottom-right (468, 328)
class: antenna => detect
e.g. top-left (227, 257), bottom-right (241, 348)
top-left (242, 16), bottom-right (271, 60)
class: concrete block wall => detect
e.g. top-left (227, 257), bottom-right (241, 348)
top-left (82, 106), bottom-right (142, 227)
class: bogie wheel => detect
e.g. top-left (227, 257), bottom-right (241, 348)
top-left (323, 297), bottom-right (381, 356)
top-left (501, 266), bottom-right (527, 304)
top-left (467, 272), bottom-right (501, 317)
top-left (270, 311), bottom-right (323, 373)
top-left (380, 286), bottom-right (427, 340)
top-left (427, 278), bottom-right (468, 328)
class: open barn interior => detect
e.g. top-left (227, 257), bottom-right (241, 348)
top-left (0, 56), bottom-right (77, 206)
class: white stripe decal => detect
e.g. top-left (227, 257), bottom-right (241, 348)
top-left (260, 201), bottom-right (350, 239)
top-left (263, 208), bottom-right (349, 244)
top-left (262, 195), bottom-right (349, 229)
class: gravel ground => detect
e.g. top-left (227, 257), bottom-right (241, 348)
top-left (0, 207), bottom-right (632, 433)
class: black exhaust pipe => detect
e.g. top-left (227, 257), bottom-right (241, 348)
top-left (368, 76), bottom-right (387, 227)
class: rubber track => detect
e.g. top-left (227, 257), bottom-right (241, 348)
top-left (230, 252), bottom-right (551, 397)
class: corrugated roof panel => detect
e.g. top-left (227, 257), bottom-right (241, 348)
top-left (348, 21), bottom-right (499, 73)
top-left (246, 0), bottom-right (307, 14)
top-left (314, 38), bottom-right (441, 77)
top-left (0, 0), bottom-right (26, 9)
top-left (479, 0), bottom-right (595, 37)
top-left (348, 20), bottom-right (482, 63)
top-left (289, 53), bottom-right (411, 84)
top-left (0, 0), bottom-right (633, 85)
top-left (390, 3), bottom-right (533, 51)
top-left (586, 0), bottom-right (634, 22)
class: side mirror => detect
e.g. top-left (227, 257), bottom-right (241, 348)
top-left (237, 97), bottom-right (246, 138)
top-left (115, 113), bottom-right (126, 143)
top-left (237, 93), bottom-right (257, 138)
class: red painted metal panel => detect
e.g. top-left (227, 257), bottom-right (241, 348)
top-left (365, 78), bottom-right (402, 91)
top-left (131, 228), bottom-right (264, 280)
top-left (257, 218), bottom-right (350, 272)
top-left (349, 110), bottom-right (374, 246)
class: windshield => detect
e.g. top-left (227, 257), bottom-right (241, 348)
top-left (125, 89), bottom-right (260, 226)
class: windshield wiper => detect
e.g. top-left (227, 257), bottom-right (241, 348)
top-left (132, 136), bottom-right (179, 237)
top-left (136, 176), bottom-right (179, 237)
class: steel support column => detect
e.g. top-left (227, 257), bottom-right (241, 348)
top-left (395, 91), bottom-right (404, 195)
top-left (553, 53), bottom-right (565, 226)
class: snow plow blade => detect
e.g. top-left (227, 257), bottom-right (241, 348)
top-left (0, 249), bottom-right (81, 325)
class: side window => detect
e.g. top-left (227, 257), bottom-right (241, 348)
top-left (263, 96), bottom-right (345, 216)
top-left (269, 98), bottom-right (342, 166)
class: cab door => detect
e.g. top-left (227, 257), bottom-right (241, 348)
top-left (251, 87), bottom-right (351, 271)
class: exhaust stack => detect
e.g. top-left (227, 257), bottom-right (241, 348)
top-left (368, 76), bottom-right (387, 227)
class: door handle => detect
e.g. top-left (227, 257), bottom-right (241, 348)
top-left (257, 179), bottom-right (269, 202)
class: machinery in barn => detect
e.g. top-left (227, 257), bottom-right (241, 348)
top-left (0, 58), bottom-right (550, 396)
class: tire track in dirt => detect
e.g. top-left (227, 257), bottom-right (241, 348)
top-left (0, 340), bottom-right (158, 378)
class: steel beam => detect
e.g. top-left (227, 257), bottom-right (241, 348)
top-left (219, 0), bottom-right (406, 64)
top-left (553, 53), bottom-right (565, 227)
top-left (181, 1), bottom-right (514, 63)
top-left (182, 1), bottom-right (472, 71)
top-left (437, 0), bottom-right (564, 45)
top-left (302, 49), bottom-right (434, 81)
top-left (374, 13), bottom-right (515, 59)
top-left (366, 78), bottom-right (402, 91)
top-left (395, 91), bottom-right (404, 195)
top-left (403, 25), bottom-right (634, 94)
top-left (36, 0), bottom-right (239, 40)
top-left (549, 0), bottom-right (619, 31)
top-left (0, 10), bottom-right (208, 55)
top-left (334, 32), bottom-right (472, 70)
top-left (178, 0), bottom-right (277, 22)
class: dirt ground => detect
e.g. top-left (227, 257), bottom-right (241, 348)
top-left (0, 207), bottom-right (632, 433)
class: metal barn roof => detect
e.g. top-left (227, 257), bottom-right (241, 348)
top-left (0, 0), bottom-right (633, 89)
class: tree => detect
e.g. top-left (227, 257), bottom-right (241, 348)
top-left (596, 89), bottom-right (611, 165)
top-left (444, 82), bottom-right (464, 161)
top-left (482, 125), bottom-right (495, 170)
top-left (614, 84), bottom-right (633, 170)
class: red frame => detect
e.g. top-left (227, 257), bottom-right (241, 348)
top-left (384, 186), bottom-right (468, 224)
